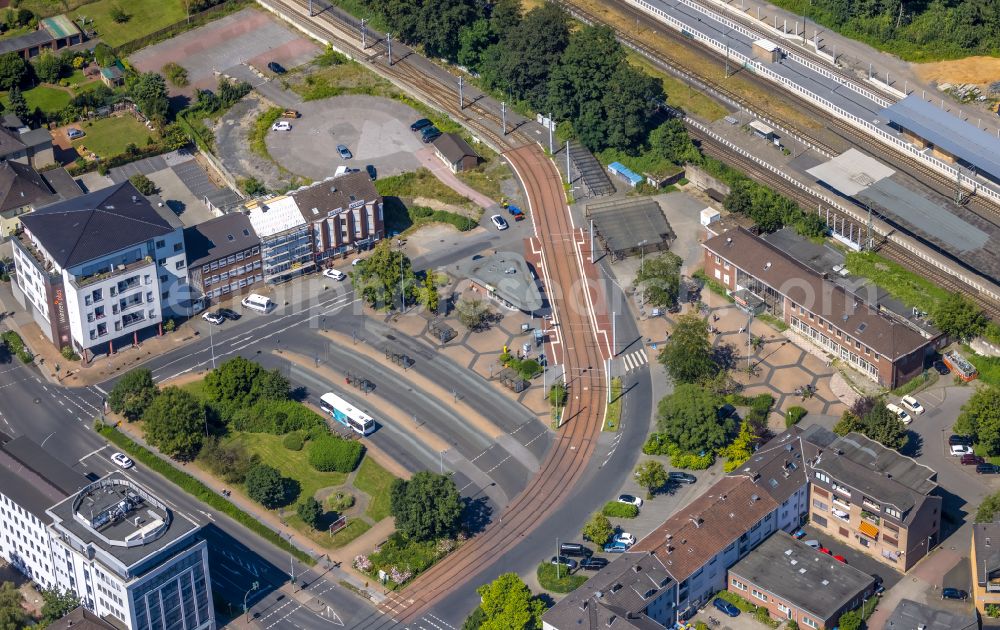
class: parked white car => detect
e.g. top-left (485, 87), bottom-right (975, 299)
top-left (110, 452), bottom-right (133, 469)
top-left (886, 403), bottom-right (912, 425)
top-left (900, 395), bottom-right (924, 415)
top-left (614, 532), bottom-right (636, 546)
top-left (618, 494), bottom-right (643, 508)
top-left (951, 444), bottom-right (974, 456)
top-left (271, 121), bottom-right (291, 131)
top-left (323, 268), bottom-right (346, 281)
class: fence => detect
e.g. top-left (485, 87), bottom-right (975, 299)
top-left (626, 0), bottom-right (1000, 205)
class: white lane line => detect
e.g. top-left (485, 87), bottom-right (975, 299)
top-left (78, 445), bottom-right (108, 462)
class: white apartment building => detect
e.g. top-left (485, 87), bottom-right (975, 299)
top-left (0, 433), bottom-right (215, 629)
top-left (12, 181), bottom-right (189, 358)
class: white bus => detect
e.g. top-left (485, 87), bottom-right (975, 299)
top-left (319, 392), bottom-right (375, 436)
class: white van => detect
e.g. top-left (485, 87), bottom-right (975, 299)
top-left (241, 293), bottom-right (273, 313)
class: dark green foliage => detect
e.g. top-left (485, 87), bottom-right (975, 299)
top-left (649, 117), bottom-right (700, 165)
top-left (204, 356), bottom-right (290, 421)
top-left (461, 606), bottom-right (486, 630)
top-left (307, 435), bottom-right (365, 472)
top-left (477, 573), bottom-right (546, 628)
top-left (143, 386), bottom-right (205, 460)
top-left (239, 177), bottom-right (267, 196)
top-left (40, 588), bottom-right (79, 625)
top-left (601, 501), bottom-right (639, 518)
top-left (785, 406), bottom-right (807, 427)
top-left (0, 52), bottom-right (28, 90)
top-left (657, 313), bottom-right (718, 384)
top-left (977, 493), bottom-right (1000, 523)
top-left (642, 432), bottom-right (673, 456)
top-left (722, 173), bottom-right (827, 236)
top-left (297, 496), bottom-right (322, 529)
top-left (244, 463), bottom-right (287, 508)
top-left (94, 43), bottom-right (116, 67)
top-left (1, 330), bottom-right (31, 363)
top-left (230, 399), bottom-right (324, 434)
top-left (7, 86), bottom-right (27, 122)
top-left (656, 384), bottom-right (734, 453)
top-left (837, 609), bottom-right (862, 630)
top-left (636, 252), bottom-right (683, 310)
top-left (128, 71), bottom-right (169, 120)
top-left (197, 437), bottom-right (259, 484)
top-left (0, 581), bottom-right (26, 629)
top-left (109, 4), bottom-right (130, 23)
top-left (107, 368), bottom-right (157, 421)
top-left (955, 386), bottom-right (1000, 455)
top-left (129, 173), bottom-right (158, 195)
top-left (350, 241), bottom-right (417, 310)
top-left (390, 471), bottom-right (462, 541)
top-left (932, 292), bottom-right (987, 340)
top-left (34, 51), bottom-right (67, 84)
top-left (834, 400), bottom-right (908, 450)
top-left (282, 432), bottom-right (304, 451)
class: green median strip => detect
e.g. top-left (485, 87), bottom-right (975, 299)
top-left (95, 423), bottom-right (314, 565)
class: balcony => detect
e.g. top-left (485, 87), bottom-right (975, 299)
top-left (861, 510), bottom-right (880, 525)
top-left (70, 258), bottom-right (154, 289)
top-left (832, 496), bottom-right (852, 511)
top-left (862, 499), bottom-right (881, 512)
top-left (831, 508), bottom-right (850, 522)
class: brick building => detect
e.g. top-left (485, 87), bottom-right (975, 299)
top-left (701, 226), bottom-right (940, 388)
top-left (972, 522), bottom-right (1000, 616)
top-left (183, 213), bottom-right (262, 302)
top-left (290, 172), bottom-right (384, 264)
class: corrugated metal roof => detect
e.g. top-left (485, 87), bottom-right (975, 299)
top-left (880, 95), bottom-right (1000, 180)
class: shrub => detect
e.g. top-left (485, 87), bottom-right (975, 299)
top-left (2, 330), bottom-right (32, 363)
top-left (109, 4), bottom-right (129, 23)
top-left (60, 346), bottom-right (80, 361)
top-left (785, 406), bottom-right (807, 427)
top-left (308, 435), bottom-right (364, 472)
top-left (641, 433), bottom-right (714, 468)
top-left (244, 463), bottom-right (287, 508)
top-left (230, 399), bottom-right (324, 434)
top-left (282, 432), bottom-right (304, 451)
top-left (601, 501), bottom-right (639, 518)
top-left (162, 62), bottom-right (188, 87)
top-left (239, 176), bottom-right (267, 196)
top-left (297, 496), bottom-right (322, 529)
top-left (128, 173), bottom-right (157, 196)
top-left (328, 491), bottom-right (355, 511)
top-left (197, 437), bottom-right (258, 484)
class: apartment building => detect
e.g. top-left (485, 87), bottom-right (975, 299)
top-left (729, 427), bottom-right (810, 534)
top-left (290, 172), bottom-right (384, 264)
top-left (702, 226), bottom-right (940, 388)
top-left (0, 159), bottom-right (57, 236)
top-left (972, 522), bottom-right (1000, 615)
top-left (12, 182), bottom-right (188, 357)
top-left (184, 213), bottom-right (262, 302)
top-left (803, 428), bottom-right (941, 571)
top-left (243, 195), bottom-right (313, 284)
top-left (0, 433), bottom-right (214, 629)
top-left (728, 532), bottom-right (876, 630)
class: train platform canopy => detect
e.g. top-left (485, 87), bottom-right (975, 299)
top-left (806, 148), bottom-right (895, 196)
top-left (585, 197), bottom-right (675, 259)
top-left (880, 95), bottom-right (1000, 182)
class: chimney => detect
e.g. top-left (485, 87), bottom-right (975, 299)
top-left (751, 494), bottom-right (760, 503)
top-left (580, 601), bottom-right (588, 611)
top-left (726, 237), bottom-right (733, 247)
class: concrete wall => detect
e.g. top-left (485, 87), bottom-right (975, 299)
top-left (685, 164), bottom-right (731, 196)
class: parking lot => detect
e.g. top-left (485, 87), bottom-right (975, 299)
top-left (265, 95), bottom-right (426, 182)
top-left (130, 8), bottom-right (320, 97)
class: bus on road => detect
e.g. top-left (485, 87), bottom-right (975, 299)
top-left (319, 392), bottom-right (376, 436)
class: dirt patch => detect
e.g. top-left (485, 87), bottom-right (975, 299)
top-left (411, 196), bottom-right (476, 218)
top-left (913, 56), bottom-right (1000, 88)
top-left (402, 223), bottom-right (467, 256)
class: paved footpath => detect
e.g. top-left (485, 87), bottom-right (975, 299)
top-left (415, 147), bottom-right (498, 210)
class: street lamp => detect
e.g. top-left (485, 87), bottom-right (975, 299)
top-left (244, 581), bottom-right (259, 622)
top-left (637, 240), bottom-right (648, 276)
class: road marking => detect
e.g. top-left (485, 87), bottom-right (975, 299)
top-left (468, 444), bottom-right (495, 463)
top-left (78, 445), bottom-right (107, 462)
top-left (92, 384), bottom-right (108, 396)
top-left (620, 350), bottom-right (649, 372)
top-left (40, 432), bottom-right (55, 448)
top-left (425, 613), bottom-right (456, 629)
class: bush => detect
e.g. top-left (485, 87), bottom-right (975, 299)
top-left (245, 463), bottom-right (288, 508)
top-left (162, 62), bottom-right (188, 87)
top-left (239, 176), bottom-right (267, 196)
top-left (230, 399), bottom-right (324, 434)
top-left (785, 406), bottom-right (807, 427)
top-left (197, 437), bottom-right (259, 484)
top-left (60, 346), bottom-right (80, 361)
top-left (2, 330), bottom-right (32, 363)
top-left (109, 4), bottom-right (129, 23)
top-left (601, 501), bottom-right (639, 518)
top-left (282, 432), bottom-right (304, 451)
top-left (641, 433), bottom-right (714, 469)
top-left (328, 491), bottom-right (355, 511)
top-left (536, 562), bottom-right (588, 593)
top-left (297, 496), bottom-right (322, 529)
top-left (128, 173), bottom-right (158, 196)
top-left (308, 435), bottom-right (364, 472)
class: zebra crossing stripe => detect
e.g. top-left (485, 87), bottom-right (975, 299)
top-left (621, 350), bottom-right (649, 372)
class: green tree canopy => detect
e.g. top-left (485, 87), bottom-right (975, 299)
top-left (634, 460), bottom-right (669, 498)
top-left (350, 241), bottom-right (417, 310)
top-left (7, 86), bottom-right (27, 123)
top-left (601, 63), bottom-right (663, 152)
top-left (955, 386), bottom-right (1000, 455)
top-left (636, 251), bottom-right (682, 310)
top-left (722, 420), bottom-right (757, 472)
top-left (297, 496), bottom-right (322, 529)
top-left (204, 356), bottom-right (289, 411)
top-left (40, 588), bottom-right (80, 625)
top-left (476, 573), bottom-right (545, 630)
top-left (456, 298), bottom-right (493, 331)
top-left (976, 492), bottom-right (1000, 523)
top-left (108, 368), bottom-right (158, 422)
top-left (0, 581), bottom-right (26, 629)
top-left (656, 383), bottom-right (732, 453)
top-left (582, 512), bottom-right (614, 546)
top-left (650, 117), bottom-right (700, 165)
top-left (143, 386), bottom-right (205, 460)
top-left (245, 463), bottom-right (286, 508)
top-left (546, 25), bottom-right (624, 124)
top-left (932, 292), bottom-right (987, 341)
top-left (834, 402), bottom-right (908, 450)
top-left (657, 313), bottom-right (718, 384)
top-left (0, 52), bottom-right (27, 90)
top-left (390, 471), bottom-right (462, 541)
top-left (34, 51), bottom-right (66, 84)
top-left (128, 71), bottom-right (169, 120)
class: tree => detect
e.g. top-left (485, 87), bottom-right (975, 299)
top-left (0, 52), bottom-right (27, 90)
top-left (601, 63), bottom-right (663, 152)
top-left (245, 463), bottom-right (285, 508)
top-left (129, 72), bottom-right (169, 120)
top-left (7, 87), bottom-right (27, 122)
top-left (129, 174), bottom-right (158, 196)
top-left (297, 496), bottom-right (322, 529)
top-left (40, 588), bottom-right (80, 625)
top-left (0, 581), bottom-right (26, 629)
top-left (204, 356), bottom-right (289, 412)
top-left (143, 386), bottom-right (205, 460)
top-left (239, 176), bottom-right (267, 196)
top-left (656, 383), bottom-right (733, 453)
top-left (457, 19), bottom-right (493, 70)
top-left (658, 313), bottom-right (718, 384)
top-left (861, 404), bottom-right (908, 450)
top-left (956, 386), bottom-right (1000, 454)
top-left (94, 43), bottom-right (116, 67)
top-left (546, 25), bottom-right (624, 125)
top-left (476, 573), bottom-right (545, 630)
top-left (350, 241), bottom-right (416, 310)
top-left (108, 368), bottom-right (158, 421)
top-left (837, 609), bottom-right (862, 630)
top-left (481, 4), bottom-right (569, 108)
top-left (636, 251), bottom-right (682, 310)
top-left (34, 51), bottom-right (65, 84)
top-left (418, 0), bottom-right (478, 60)
top-left (976, 492), bottom-right (1000, 523)
top-left (390, 471), bottom-right (462, 541)
top-left (650, 117), bottom-right (700, 165)
top-left (722, 420), bottom-right (757, 472)
top-left (456, 298), bottom-right (492, 331)
top-left (833, 410), bottom-right (864, 436)
top-left (419, 273), bottom-right (439, 313)
top-left (634, 460), bottom-right (669, 498)
top-left (933, 292), bottom-right (986, 341)
top-left (581, 512), bottom-right (614, 546)
top-left (109, 4), bottom-right (130, 23)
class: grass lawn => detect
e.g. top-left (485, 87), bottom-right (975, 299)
top-left (1, 85), bottom-right (71, 115)
top-left (179, 379), bottom-right (209, 400)
top-left (603, 377), bottom-right (622, 432)
top-left (456, 158), bottom-right (506, 204)
top-left (64, 70), bottom-right (91, 87)
top-left (376, 168), bottom-right (473, 208)
top-left (627, 51), bottom-right (728, 121)
top-left (536, 563), bottom-right (588, 593)
top-left (973, 443), bottom-right (1000, 467)
top-left (70, 0), bottom-right (188, 48)
top-left (352, 457), bottom-right (397, 522)
top-left (72, 116), bottom-right (154, 158)
top-left (286, 511), bottom-right (371, 549)
top-left (227, 433), bottom-right (348, 503)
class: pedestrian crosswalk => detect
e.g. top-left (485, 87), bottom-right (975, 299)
top-left (619, 349), bottom-right (649, 372)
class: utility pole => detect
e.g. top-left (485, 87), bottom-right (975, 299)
top-left (612, 311), bottom-right (616, 357)
top-left (361, 18), bottom-right (367, 49)
top-left (590, 219), bottom-right (594, 262)
top-left (458, 75), bottom-right (464, 110)
top-left (501, 101), bottom-right (506, 136)
top-left (399, 243), bottom-right (405, 312)
top-left (556, 537), bottom-right (561, 580)
top-left (548, 112), bottom-right (554, 154)
top-left (308, 0), bottom-right (313, 17)
top-left (290, 555), bottom-right (296, 592)
top-left (386, 33), bottom-right (393, 66)
top-left (565, 141), bottom-right (570, 185)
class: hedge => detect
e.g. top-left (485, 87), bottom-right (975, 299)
top-left (94, 423), bottom-right (313, 564)
top-left (601, 501), bottom-right (639, 518)
top-left (642, 433), bottom-right (714, 469)
top-left (308, 435), bottom-right (365, 472)
top-left (2, 331), bottom-right (33, 363)
top-left (785, 406), bottom-right (807, 427)
top-left (230, 399), bottom-right (325, 434)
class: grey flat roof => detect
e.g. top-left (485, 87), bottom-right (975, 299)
top-left (47, 472), bottom-right (197, 571)
top-left (881, 95), bottom-right (1000, 181)
top-left (884, 599), bottom-right (977, 630)
top-left (807, 149), bottom-right (895, 196)
top-left (457, 251), bottom-right (543, 312)
top-left (974, 523), bottom-right (1000, 587)
top-left (183, 213), bottom-right (259, 267)
top-left (41, 167), bottom-right (85, 202)
top-left (19, 127), bottom-right (52, 149)
top-left (586, 198), bottom-right (675, 254)
top-left (0, 29), bottom-right (53, 56)
top-left (0, 434), bottom-right (87, 520)
top-left (729, 532), bottom-right (874, 620)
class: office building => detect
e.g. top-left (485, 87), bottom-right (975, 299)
top-left (184, 213), bottom-right (262, 302)
top-left (290, 172), bottom-right (384, 264)
top-left (243, 194), bottom-right (313, 283)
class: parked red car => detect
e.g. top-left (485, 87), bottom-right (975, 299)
top-left (961, 454), bottom-right (985, 466)
top-left (819, 547), bottom-right (832, 555)
top-left (833, 555), bottom-right (848, 564)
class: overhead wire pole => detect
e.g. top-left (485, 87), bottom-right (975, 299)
top-left (501, 101), bottom-right (507, 136)
top-left (548, 112), bottom-right (554, 154)
top-left (386, 33), bottom-right (393, 66)
top-left (360, 18), bottom-right (367, 49)
top-left (565, 141), bottom-right (570, 185)
top-left (458, 75), bottom-right (464, 110)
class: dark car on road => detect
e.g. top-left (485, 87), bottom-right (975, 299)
top-left (961, 454), bottom-right (985, 466)
top-left (410, 118), bottom-right (432, 132)
top-left (978, 463), bottom-right (1000, 474)
top-left (267, 61), bottom-right (286, 74)
top-left (949, 434), bottom-right (973, 446)
top-left (933, 360), bottom-right (951, 375)
top-left (550, 556), bottom-right (577, 570)
top-left (713, 598), bottom-right (740, 617)
top-left (669, 472), bottom-right (697, 485)
top-left (580, 557), bottom-right (608, 571)
top-left (942, 588), bottom-right (968, 600)
top-left (218, 308), bottom-right (240, 321)
top-left (365, 164), bottom-right (377, 181)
